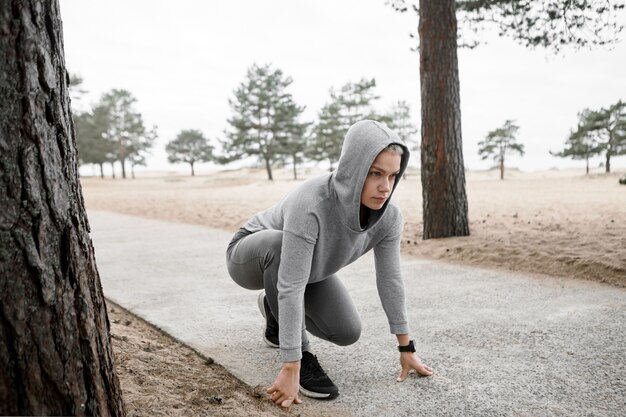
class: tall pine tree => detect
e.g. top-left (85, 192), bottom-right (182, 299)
top-left (390, 0), bottom-right (624, 238)
top-left (221, 64), bottom-right (304, 180)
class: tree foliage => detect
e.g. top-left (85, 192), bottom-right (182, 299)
top-left (73, 110), bottom-right (116, 177)
top-left (388, 0), bottom-right (623, 239)
top-left (308, 78), bottom-right (383, 171)
top-left (308, 99), bottom-right (344, 171)
top-left (554, 100), bottom-right (626, 173)
top-left (221, 63), bottom-right (305, 181)
top-left (386, 100), bottom-right (419, 151)
top-left (97, 89), bottom-right (156, 179)
top-left (72, 88), bottom-right (156, 179)
top-left (478, 119), bottom-right (524, 179)
top-left (166, 129), bottom-right (215, 176)
top-left (389, 0), bottom-right (625, 51)
top-left (551, 109), bottom-right (604, 174)
top-left (275, 104), bottom-right (309, 180)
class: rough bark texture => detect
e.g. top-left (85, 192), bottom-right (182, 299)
top-left (0, 1), bottom-right (125, 415)
top-left (419, 0), bottom-right (470, 238)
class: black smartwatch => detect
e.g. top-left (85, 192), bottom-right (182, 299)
top-left (398, 340), bottom-right (416, 353)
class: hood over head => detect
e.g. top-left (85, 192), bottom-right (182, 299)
top-left (332, 120), bottom-right (410, 231)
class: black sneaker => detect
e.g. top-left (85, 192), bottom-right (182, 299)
top-left (299, 351), bottom-right (339, 400)
top-left (257, 291), bottom-right (279, 348)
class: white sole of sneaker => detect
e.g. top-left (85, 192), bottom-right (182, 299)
top-left (257, 291), bottom-right (279, 348)
top-left (299, 386), bottom-right (337, 400)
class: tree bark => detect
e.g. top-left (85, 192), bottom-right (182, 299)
top-left (190, 161), bottom-right (195, 176)
top-left (264, 154), bottom-right (274, 181)
top-left (419, 0), bottom-right (470, 238)
top-left (0, 1), bottom-right (125, 416)
top-left (500, 157), bottom-right (504, 180)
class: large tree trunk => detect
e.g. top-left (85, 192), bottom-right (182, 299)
top-left (418, 0), bottom-right (470, 239)
top-left (190, 161), bottom-right (195, 176)
top-left (0, 1), bottom-right (125, 416)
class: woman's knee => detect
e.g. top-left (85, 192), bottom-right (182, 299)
top-left (334, 321), bottom-right (362, 346)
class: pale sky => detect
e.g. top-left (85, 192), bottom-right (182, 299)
top-left (59, 0), bottom-right (626, 174)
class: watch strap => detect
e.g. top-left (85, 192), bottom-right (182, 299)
top-left (398, 340), bottom-right (416, 353)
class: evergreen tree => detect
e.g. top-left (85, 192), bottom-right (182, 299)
top-left (333, 78), bottom-right (381, 126)
top-left (221, 64), bottom-right (304, 181)
top-left (96, 89), bottom-right (156, 179)
top-left (389, 0), bottom-right (623, 239)
top-left (308, 78), bottom-right (383, 171)
top-left (590, 100), bottom-right (626, 173)
top-left (166, 129), bottom-right (215, 176)
top-left (386, 100), bottom-right (419, 152)
top-left (73, 110), bottom-right (116, 178)
top-left (478, 120), bottom-right (524, 180)
top-left (551, 110), bottom-right (604, 175)
top-left (308, 99), bottom-right (344, 171)
top-left (274, 103), bottom-right (309, 180)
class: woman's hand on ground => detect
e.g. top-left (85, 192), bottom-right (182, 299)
top-left (397, 352), bottom-right (433, 382)
top-left (267, 361), bottom-right (302, 408)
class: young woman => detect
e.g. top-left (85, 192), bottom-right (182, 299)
top-left (226, 120), bottom-right (433, 408)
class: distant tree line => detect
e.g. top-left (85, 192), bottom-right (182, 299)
top-left (71, 65), bottom-right (419, 180)
top-left (71, 77), bottom-right (157, 179)
top-left (552, 100), bottom-right (626, 174)
top-left (71, 68), bottom-right (625, 182)
top-left (478, 101), bottom-right (626, 180)
top-left (214, 63), bottom-right (420, 180)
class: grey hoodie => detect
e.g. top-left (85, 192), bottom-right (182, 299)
top-left (243, 120), bottom-right (410, 361)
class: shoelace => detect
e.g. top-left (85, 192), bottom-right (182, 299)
top-left (301, 354), bottom-right (328, 382)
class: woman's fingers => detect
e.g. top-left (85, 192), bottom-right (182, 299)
top-left (415, 360), bottom-right (433, 376)
top-left (267, 384), bottom-right (302, 408)
top-left (397, 366), bottom-right (410, 382)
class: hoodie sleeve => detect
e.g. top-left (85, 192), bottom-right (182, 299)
top-left (276, 205), bottom-right (319, 362)
top-left (276, 230), bottom-right (315, 361)
top-left (373, 211), bottom-right (409, 335)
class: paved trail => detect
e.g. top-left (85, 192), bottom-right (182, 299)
top-left (89, 211), bottom-right (626, 417)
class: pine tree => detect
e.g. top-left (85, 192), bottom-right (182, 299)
top-left (274, 103), bottom-right (309, 180)
top-left (386, 100), bottom-right (419, 151)
top-left (308, 99), bottom-right (345, 171)
top-left (73, 110), bottom-right (116, 178)
top-left (308, 78), bottom-right (383, 171)
top-left (390, 0), bottom-right (623, 238)
top-left (591, 100), bottom-right (626, 173)
top-left (478, 120), bottom-right (524, 180)
top-left (95, 89), bottom-right (156, 179)
top-left (166, 129), bottom-right (215, 176)
top-left (551, 110), bottom-right (604, 175)
top-left (334, 78), bottom-right (381, 126)
top-left (221, 64), bottom-right (304, 181)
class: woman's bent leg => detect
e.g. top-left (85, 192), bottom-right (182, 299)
top-left (226, 229), bottom-right (282, 291)
top-left (304, 275), bottom-right (361, 346)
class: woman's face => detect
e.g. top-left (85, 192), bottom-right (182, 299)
top-left (360, 150), bottom-right (402, 211)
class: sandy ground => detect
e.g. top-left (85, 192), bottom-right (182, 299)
top-left (108, 301), bottom-right (293, 417)
top-left (85, 166), bottom-right (626, 415)
top-left (84, 166), bottom-right (626, 286)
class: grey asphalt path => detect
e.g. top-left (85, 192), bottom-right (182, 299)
top-left (88, 210), bottom-right (626, 417)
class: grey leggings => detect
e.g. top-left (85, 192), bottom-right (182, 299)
top-left (226, 228), bottom-right (361, 351)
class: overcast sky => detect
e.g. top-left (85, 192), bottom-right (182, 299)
top-left (59, 0), bottom-right (626, 173)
